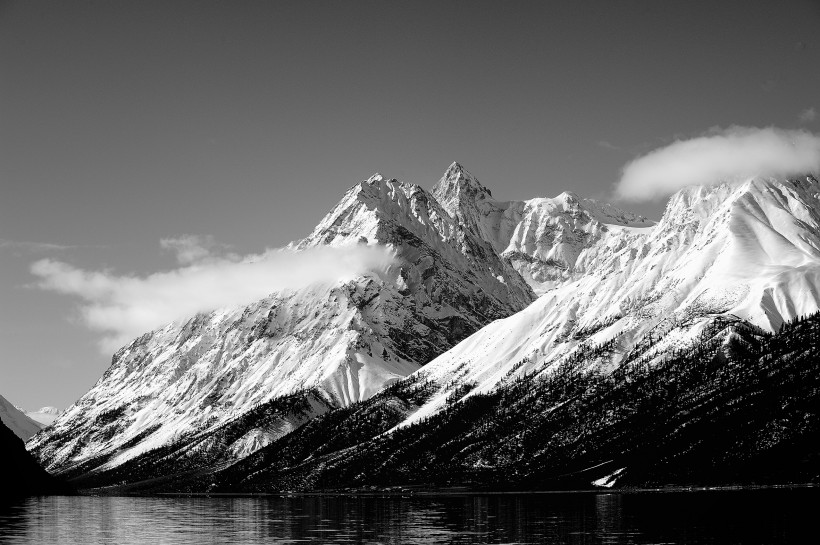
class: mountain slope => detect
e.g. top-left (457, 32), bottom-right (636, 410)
top-left (0, 395), bottom-right (42, 441)
top-left (143, 174), bottom-right (820, 493)
top-left (200, 312), bottom-right (820, 492)
top-left (394, 175), bottom-right (820, 428)
top-left (29, 167), bottom-right (535, 482)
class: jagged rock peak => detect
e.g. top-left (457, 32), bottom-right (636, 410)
top-left (556, 190), bottom-right (580, 203)
top-left (433, 162), bottom-right (493, 216)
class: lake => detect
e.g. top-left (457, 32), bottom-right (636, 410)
top-left (0, 488), bottom-right (815, 544)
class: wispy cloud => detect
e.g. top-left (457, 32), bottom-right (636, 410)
top-left (31, 242), bottom-right (396, 353)
top-left (159, 234), bottom-right (237, 264)
top-left (799, 107), bottom-right (817, 124)
top-left (597, 140), bottom-right (620, 151)
top-left (0, 238), bottom-right (76, 253)
top-left (615, 126), bottom-right (820, 201)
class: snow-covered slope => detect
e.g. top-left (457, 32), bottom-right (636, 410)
top-left (398, 175), bottom-right (820, 427)
top-left (25, 407), bottom-right (61, 427)
top-left (29, 166), bottom-right (535, 476)
top-left (0, 395), bottom-right (42, 441)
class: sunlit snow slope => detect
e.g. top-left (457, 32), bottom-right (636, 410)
top-left (399, 175), bottom-right (820, 427)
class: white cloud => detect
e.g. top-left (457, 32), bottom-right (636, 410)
top-left (31, 243), bottom-right (396, 353)
top-left (799, 107), bottom-right (817, 124)
top-left (615, 126), bottom-right (820, 201)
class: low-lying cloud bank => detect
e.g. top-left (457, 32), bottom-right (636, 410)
top-left (31, 243), bottom-right (395, 353)
top-left (616, 126), bottom-right (820, 201)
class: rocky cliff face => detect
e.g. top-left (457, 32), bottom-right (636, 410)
top-left (432, 162), bottom-right (654, 293)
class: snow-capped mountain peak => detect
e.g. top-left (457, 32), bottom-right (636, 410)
top-left (432, 161), bottom-right (494, 218)
top-left (30, 165), bottom-right (535, 477)
top-left (431, 173), bottom-right (655, 293)
top-left (555, 190), bottom-right (580, 203)
top-left (25, 406), bottom-right (63, 426)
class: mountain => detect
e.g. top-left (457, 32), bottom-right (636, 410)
top-left (433, 162), bottom-right (653, 294)
top-left (29, 167), bottom-right (820, 493)
top-left (394, 175), bottom-right (820, 429)
top-left (0, 395), bottom-right (70, 497)
top-left (28, 165), bottom-right (535, 485)
top-left (25, 407), bottom-right (62, 427)
top-left (0, 395), bottom-right (42, 441)
top-left (203, 312), bottom-right (820, 492)
top-left (192, 175), bottom-right (820, 493)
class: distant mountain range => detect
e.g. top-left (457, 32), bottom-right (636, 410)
top-left (11, 405), bottom-right (63, 427)
top-left (24, 406), bottom-right (62, 427)
top-left (24, 163), bottom-right (820, 492)
top-left (0, 397), bottom-right (63, 441)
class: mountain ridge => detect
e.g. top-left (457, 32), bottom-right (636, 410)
top-left (28, 164), bottom-right (536, 478)
top-left (431, 162), bottom-right (654, 293)
top-left (389, 175), bottom-right (820, 431)
top-left (28, 165), bottom-right (820, 493)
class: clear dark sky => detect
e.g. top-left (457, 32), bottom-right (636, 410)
top-left (1, 0), bottom-right (819, 409)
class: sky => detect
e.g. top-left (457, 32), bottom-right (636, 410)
top-left (1, 0), bottom-right (819, 410)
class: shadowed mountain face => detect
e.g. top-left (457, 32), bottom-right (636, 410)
top-left (0, 418), bottom-right (71, 497)
top-left (28, 166), bottom-right (820, 493)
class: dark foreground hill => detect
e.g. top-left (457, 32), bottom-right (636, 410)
top-left (0, 420), bottom-right (72, 497)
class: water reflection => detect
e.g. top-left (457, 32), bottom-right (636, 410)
top-left (0, 489), bottom-right (815, 544)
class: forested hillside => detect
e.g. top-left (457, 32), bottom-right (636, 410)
top-left (81, 312), bottom-right (820, 493)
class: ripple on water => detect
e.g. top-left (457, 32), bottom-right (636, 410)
top-left (0, 489), bottom-right (816, 544)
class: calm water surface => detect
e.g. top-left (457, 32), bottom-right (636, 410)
top-left (0, 489), bottom-right (814, 544)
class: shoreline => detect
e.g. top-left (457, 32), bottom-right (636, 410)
top-left (80, 482), bottom-right (819, 498)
